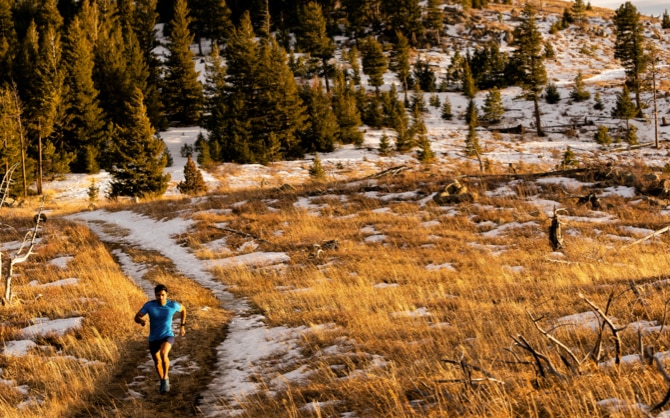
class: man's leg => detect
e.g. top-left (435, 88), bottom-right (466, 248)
top-left (149, 341), bottom-right (165, 380)
top-left (158, 341), bottom-right (173, 381)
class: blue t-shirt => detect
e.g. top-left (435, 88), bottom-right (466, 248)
top-left (140, 300), bottom-right (182, 341)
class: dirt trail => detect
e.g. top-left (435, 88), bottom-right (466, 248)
top-left (65, 210), bottom-right (246, 417)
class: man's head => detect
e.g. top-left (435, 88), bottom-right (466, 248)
top-left (154, 284), bottom-right (168, 306)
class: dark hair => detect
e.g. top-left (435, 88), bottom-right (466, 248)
top-left (154, 284), bottom-right (168, 294)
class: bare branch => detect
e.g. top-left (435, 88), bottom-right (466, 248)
top-left (527, 309), bottom-right (581, 373)
top-left (512, 334), bottom-right (567, 380)
top-left (580, 293), bottom-right (625, 365)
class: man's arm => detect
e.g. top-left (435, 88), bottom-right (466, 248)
top-left (134, 310), bottom-right (147, 326)
top-left (178, 305), bottom-right (186, 336)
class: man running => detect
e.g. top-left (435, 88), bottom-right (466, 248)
top-left (134, 284), bottom-right (186, 394)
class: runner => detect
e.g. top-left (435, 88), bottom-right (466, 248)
top-left (134, 284), bottom-right (186, 394)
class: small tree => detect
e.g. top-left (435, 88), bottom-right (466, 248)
top-left (569, 72), bottom-right (591, 102)
top-left (594, 125), bottom-right (611, 145)
top-left (663, 10), bottom-right (670, 29)
top-left (625, 124), bottom-right (638, 145)
top-left (594, 92), bottom-right (604, 110)
top-left (309, 153), bottom-right (326, 180)
top-left (379, 133), bottom-right (391, 155)
top-left (482, 87), bottom-right (504, 124)
top-left (441, 95), bottom-right (453, 120)
top-left (416, 135), bottom-right (435, 163)
top-left (561, 146), bottom-right (578, 169)
top-left (177, 156), bottom-right (207, 195)
top-left (545, 82), bottom-right (561, 104)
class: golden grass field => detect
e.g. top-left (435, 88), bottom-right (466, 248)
top-left (2, 157), bottom-right (670, 417)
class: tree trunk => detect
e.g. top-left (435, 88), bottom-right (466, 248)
top-left (533, 93), bottom-right (545, 137)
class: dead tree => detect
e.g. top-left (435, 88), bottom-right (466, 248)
top-left (0, 163), bottom-right (19, 208)
top-left (549, 208), bottom-right (568, 250)
top-left (1, 197), bottom-right (45, 305)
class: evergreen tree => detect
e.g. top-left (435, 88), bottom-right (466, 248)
top-left (0, 0), bottom-right (17, 86)
top-left (381, 0), bottom-right (423, 44)
top-left (572, 0), bottom-right (587, 27)
top-left (611, 83), bottom-right (636, 131)
top-left (134, 0), bottom-right (168, 131)
top-left (545, 82), bottom-right (561, 104)
top-left (191, 0), bottom-right (233, 49)
top-left (594, 92), bottom-right (604, 110)
top-left (465, 125), bottom-right (481, 157)
top-left (510, 3), bottom-right (547, 136)
top-left (93, 9), bottom-right (134, 129)
top-left (332, 69), bottom-right (363, 145)
top-left (309, 152), bottom-right (325, 180)
top-left (360, 36), bottom-right (387, 93)
top-left (163, 0), bottom-right (203, 125)
top-left (429, 94), bottom-right (440, 108)
top-left (300, 78), bottom-right (339, 153)
top-left (394, 117), bottom-right (413, 152)
top-left (544, 41), bottom-right (555, 59)
top-left (482, 87), bottom-right (504, 124)
top-left (62, 15), bottom-right (107, 173)
top-left (378, 132), bottom-right (391, 155)
top-left (0, 86), bottom-right (23, 174)
top-left (298, 2), bottom-right (335, 92)
top-left (108, 88), bottom-right (169, 198)
top-left (441, 95), bottom-right (453, 120)
top-left (614, 2), bottom-right (647, 111)
top-left (424, 0), bottom-right (444, 45)
top-left (663, 10), bottom-right (670, 29)
top-left (390, 31), bottom-right (411, 102)
top-left (413, 59), bottom-right (436, 92)
top-left (594, 125), bottom-right (611, 145)
top-left (347, 46), bottom-right (361, 85)
top-left (569, 71), bottom-right (591, 102)
top-left (177, 156), bottom-right (207, 195)
top-left (625, 124), bottom-right (638, 145)
top-left (561, 146), bottom-right (577, 169)
top-left (462, 60), bottom-right (476, 99)
top-left (416, 134), bottom-right (435, 164)
top-left (445, 50), bottom-right (464, 88)
top-left (465, 98), bottom-right (478, 127)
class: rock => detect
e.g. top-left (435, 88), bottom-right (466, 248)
top-left (433, 179), bottom-right (477, 205)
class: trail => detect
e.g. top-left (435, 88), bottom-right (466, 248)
top-left (68, 208), bottom-right (299, 417)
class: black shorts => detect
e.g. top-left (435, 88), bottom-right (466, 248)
top-left (149, 336), bottom-right (175, 354)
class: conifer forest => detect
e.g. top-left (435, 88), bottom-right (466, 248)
top-left (0, 0), bottom-right (662, 198)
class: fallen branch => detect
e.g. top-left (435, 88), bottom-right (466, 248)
top-left (620, 225), bottom-right (670, 249)
top-left (527, 310), bottom-right (582, 373)
top-left (366, 165), bottom-right (409, 179)
top-left (217, 227), bottom-right (272, 245)
top-left (512, 334), bottom-right (567, 380)
top-left (652, 355), bottom-right (670, 411)
top-left (580, 293), bottom-right (626, 365)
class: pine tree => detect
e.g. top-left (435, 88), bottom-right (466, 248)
top-left (163, 0), bottom-right (203, 125)
top-left (416, 134), bottom-right (435, 164)
top-left (108, 88), bottom-right (169, 198)
top-left (545, 82), bottom-right (561, 104)
top-left (569, 71), bottom-right (591, 102)
top-left (347, 46), bottom-right (361, 86)
top-left (361, 36), bottom-right (387, 94)
top-left (134, 0), bottom-right (168, 131)
top-left (191, 0), bottom-right (233, 49)
top-left (381, 0), bottom-right (423, 44)
top-left (177, 156), bottom-right (207, 195)
top-left (309, 152), bottom-right (325, 180)
top-left (0, 0), bottom-right (17, 86)
top-left (298, 2), bottom-right (335, 92)
top-left (441, 95), bottom-right (453, 120)
top-left (378, 132), bottom-right (391, 155)
top-left (482, 87), bottom-right (504, 124)
top-left (300, 78), bottom-right (339, 153)
top-left (465, 98), bottom-right (480, 156)
top-left (572, 0), bottom-right (587, 27)
top-left (62, 15), bottom-right (107, 173)
top-left (614, 2), bottom-right (647, 111)
top-left (611, 83), bottom-right (636, 131)
top-left (594, 92), bottom-right (604, 110)
top-left (390, 31), bottom-right (411, 102)
top-left (424, 0), bottom-right (444, 45)
top-left (663, 10), bottom-right (670, 29)
top-left (0, 86), bottom-right (23, 174)
top-left (561, 146), bottom-right (578, 169)
top-left (510, 3), bottom-right (547, 136)
top-left (332, 69), bottom-right (363, 145)
top-left (594, 125), bottom-right (611, 145)
top-left (462, 60), bottom-right (476, 99)
top-left (414, 59), bottom-right (436, 92)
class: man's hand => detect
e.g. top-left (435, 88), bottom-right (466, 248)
top-left (179, 326), bottom-right (186, 337)
top-left (134, 312), bottom-right (147, 326)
